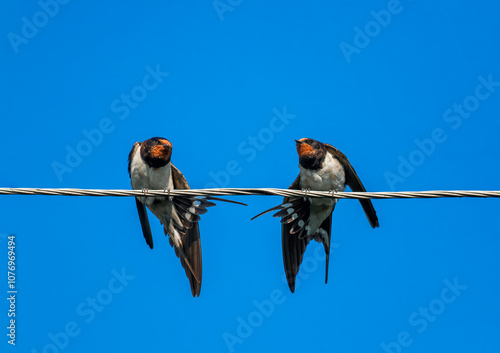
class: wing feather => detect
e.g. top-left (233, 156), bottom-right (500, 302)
top-left (324, 144), bottom-right (379, 228)
top-left (318, 214), bottom-right (332, 284)
top-left (170, 164), bottom-right (202, 297)
top-left (281, 176), bottom-right (311, 293)
top-left (135, 197), bottom-right (153, 249)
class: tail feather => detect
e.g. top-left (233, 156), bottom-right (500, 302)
top-left (166, 225), bottom-right (202, 297)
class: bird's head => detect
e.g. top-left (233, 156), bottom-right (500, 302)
top-left (295, 138), bottom-right (326, 170)
top-left (140, 137), bottom-right (172, 168)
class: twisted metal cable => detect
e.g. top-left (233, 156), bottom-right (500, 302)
top-left (0, 187), bottom-right (499, 199)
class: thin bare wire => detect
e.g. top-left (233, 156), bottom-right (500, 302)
top-left (0, 187), bottom-right (499, 199)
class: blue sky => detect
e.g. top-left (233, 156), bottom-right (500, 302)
top-left (1, 0), bottom-right (499, 352)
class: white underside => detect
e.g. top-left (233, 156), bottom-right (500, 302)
top-left (129, 148), bottom-right (182, 245)
top-left (130, 147), bottom-right (173, 205)
top-left (299, 153), bottom-right (346, 236)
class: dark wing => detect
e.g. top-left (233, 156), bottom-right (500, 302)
top-left (128, 142), bottom-right (154, 248)
top-left (324, 144), bottom-right (379, 228)
top-left (181, 222), bottom-right (202, 297)
top-left (168, 164), bottom-right (245, 297)
top-left (252, 176), bottom-right (335, 291)
top-left (135, 197), bottom-right (153, 249)
top-left (251, 175), bottom-right (312, 293)
top-left (280, 176), bottom-right (311, 293)
top-left (318, 214), bottom-right (332, 284)
top-left (170, 164), bottom-right (203, 297)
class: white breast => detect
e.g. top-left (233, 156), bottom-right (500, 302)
top-left (299, 152), bottom-right (346, 236)
top-left (129, 147), bottom-right (172, 205)
top-left (299, 152), bottom-right (346, 192)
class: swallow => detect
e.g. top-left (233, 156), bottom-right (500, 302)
top-left (128, 137), bottom-right (246, 297)
top-left (252, 138), bottom-right (379, 292)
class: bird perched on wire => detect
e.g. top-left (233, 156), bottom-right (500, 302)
top-left (252, 138), bottom-right (379, 292)
top-left (128, 137), bottom-right (246, 297)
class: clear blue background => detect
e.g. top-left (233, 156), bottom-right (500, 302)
top-left (1, 1), bottom-right (499, 352)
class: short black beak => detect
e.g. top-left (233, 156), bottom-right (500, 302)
top-left (294, 139), bottom-right (303, 145)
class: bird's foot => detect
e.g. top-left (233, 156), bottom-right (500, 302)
top-left (163, 188), bottom-right (173, 201)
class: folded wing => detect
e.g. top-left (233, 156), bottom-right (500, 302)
top-left (325, 144), bottom-right (379, 228)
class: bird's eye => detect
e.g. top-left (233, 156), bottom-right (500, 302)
top-left (306, 139), bottom-right (313, 144)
